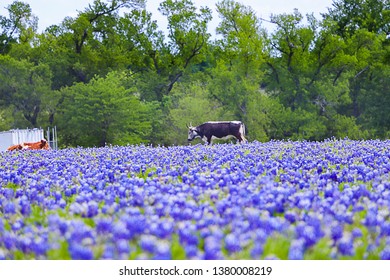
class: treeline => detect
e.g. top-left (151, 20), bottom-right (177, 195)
top-left (0, 0), bottom-right (389, 147)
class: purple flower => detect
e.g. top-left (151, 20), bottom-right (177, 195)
top-left (288, 239), bottom-right (305, 260)
top-left (3, 232), bottom-right (16, 250)
top-left (0, 218), bottom-right (4, 233)
top-left (185, 244), bottom-right (199, 258)
top-left (363, 209), bottom-right (378, 227)
top-left (69, 244), bottom-right (94, 260)
top-left (11, 220), bottom-right (23, 232)
top-left (351, 228), bottom-right (363, 239)
top-left (31, 238), bottom-right (49, 256)
top-left (96, 218), bottom-right (112, 234)
top-left (53, 191), bottom-right (62, 201)
top-left (112, 221), bottom-right (130, 240)
top-left (380, 247), bottom-right (390, 260)
top-left (101, 244), bottom-right (115, 259)
top-left (68, 221), bottom-right (95, 244)
top-left (224, 233), bottom-right (241, 253)
top-left (330, 222), bottom-right (343, 241)
top-left (19, 200), bottom-right (31, 216)
top-left (380, 222), bottom-right (390, 237)
top-left (87, 201), bottom-right (99, 217)
top-left (123, 215), bottom-right (146, 237)
top-left (154, 241), bottom-right (171, 260)
top-left (139, 235), bottom-right (157, 253)
top-left (250, 243), bottom-right (263, 258)
top-left (178, 223), bottom-right (198, 246)
top-left (116, 239), bottom-right (130, 255)
top-left (337, 235), bottom-right (354, 256)
top-left (204, 236), bottom-right (223, 260)
top-left (3, 188), bottom-right (15, 199)
top-left (0, 250), bottom-right (5, 260)
top-left (285, 211), bottom-right (297, 223)
top-left (4, 202), bottom-right (16, 215)
top-left (296, 224), bottom-right (319, 248)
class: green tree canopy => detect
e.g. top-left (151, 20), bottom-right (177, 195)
top-left (58, 71), bottom-right (157, 147)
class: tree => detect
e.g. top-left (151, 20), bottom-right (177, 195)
top-left (323, 0), bottom-right (390, 37)
top-left (209, 0), bottom-right (265, 121)
top-left (158, 0), bottom-right (212, 95)
top-left (25, 0), bottom-right (146, 88)
top-left (64, 0), bottom-right (146, 54)
top-left (57, 71), bottom-right (157, 147)
top-left (116, 9), bottom-right (167, 101)
top-left (322, 0), bottom-right (390, 137)
top-left (0, 1), bottom-right (37, 54)
top-left (215, 0), bottom-right (265, 78)
top-left (263, 9), bottom-right (366, 139)
top-left (165, 76), bottom-right (234, 145)
top-left (0, 55), bottom-right (52, 127)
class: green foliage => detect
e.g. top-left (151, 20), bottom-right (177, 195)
top-left (330, 114), bottom-right (367, 139)
top-left (246, 92), bottom-right (287, 141)
top-left (165, 78), bottom-right (234, 145)
top-left (0, 107), bottom-right (14, 131)
top-left (47, 240), bottom-right (71, 260)
top-left (304, 238), bottom-right (332, 260)
top-left (0, 1), bottom-right (37, 54)
top-left (0, 55), bottom-right (52, 127)
top-left (58, 71), bottom-right (156, 147)
top-left (3, 182), bottom-right (19, 192)
top-left (0, 0), bottom-right (389, 144)
top-left (137, 167), bottom-right (157, 180)
top-left (262, 233), bottom-right (290, 259)
top-left (324, 0), bottom-right (390, 37)
top-left (171, 234), bottom-right (187, 260)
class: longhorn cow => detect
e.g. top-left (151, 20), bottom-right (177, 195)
top-left (187, 121), bottom-right (247, 145)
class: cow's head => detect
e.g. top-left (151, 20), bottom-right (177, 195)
top-left (187, 123), bottom-right (199, 142)
top-left (40, 139), bottom-right (50, 150)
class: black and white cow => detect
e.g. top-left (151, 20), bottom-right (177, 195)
top-left (187, 121), bottom-right (247, 145)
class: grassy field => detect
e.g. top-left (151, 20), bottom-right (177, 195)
top-left (1, 139), bottom-right (390, 259)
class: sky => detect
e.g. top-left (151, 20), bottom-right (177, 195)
top-left (1, 0), bottom-right (334, 34)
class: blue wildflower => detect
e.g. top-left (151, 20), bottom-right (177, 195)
top-left (112, 221), bottom-right (130, 240)
top-left (380, 247), bottom-right (390, 260)
top-left (96, 218), bottom-right (112, 234)
top-left (288, 239), bottom-right (305, 260)
top-left (204, 236), bottom-right (223, 260)
top-left (4, 202), bottom-right (16, 215)
top-left (250, 242), bottom-right (263, 258)
top-left (337, 235), bottom-right (354, 256)
top-left (224, 233), bottom-right (241, 253)
top-left (101, 244), bottom-right (115, 259)
top-left (116, 239), bottom-right (130, 255)
top-left (185, 244), bottom-right (199, 259)
top-left (69, 244), bottom-right (94, 260)
top-left (3, 188), bottom-right (14, 199)
top-left (154, 241), bottom-right (171, 260)
top-left (330, 222), bottom-right (343, 241)
top-left (351, 228), bottom-right (363, 239)
top-left (139, 235), bottom-right (156, 253)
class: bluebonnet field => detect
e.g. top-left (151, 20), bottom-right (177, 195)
top-left (1, 139), bottom-right (390, 260)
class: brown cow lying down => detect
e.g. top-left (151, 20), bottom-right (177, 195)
top-left (7, 139), bottom-right (50, 151)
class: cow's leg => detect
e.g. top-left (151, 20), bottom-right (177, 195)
top-left (237, 134), bottom-right (247, 144)
top-left (237, 123), bottom-right (247, 144)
